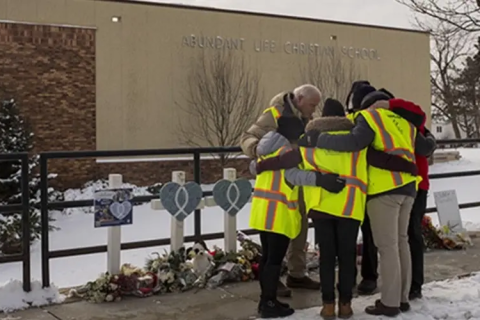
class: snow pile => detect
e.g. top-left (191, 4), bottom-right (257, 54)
top-left (0, 280), bottom-right (65, 313)
top-left (269, 273), bottom-right (480, 320)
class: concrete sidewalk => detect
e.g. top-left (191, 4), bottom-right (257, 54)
top-left (7, 236), bottom-right (480, 320)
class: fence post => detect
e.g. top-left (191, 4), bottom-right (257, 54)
top-left (20, 153), bottom-right (31, 292)
top-left (40, 154), bottom-right (50, 288)
top-left (223, 168), bottom-right (237, 253)
top-left (107, 174), bottom-right (122, 275)
top-left (193, 152), bottom-right (202, 240)
top-left (171, 171), bottom-right (185, 252)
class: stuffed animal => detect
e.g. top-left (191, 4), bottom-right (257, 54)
top-left (186, 240), bottom-right (214, 277)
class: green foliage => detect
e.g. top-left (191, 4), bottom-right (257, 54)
top-left (453, 37), bottom-right (480, 137)
top-left (0, 99), bottom-right (61, 254)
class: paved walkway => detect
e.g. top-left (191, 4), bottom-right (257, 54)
top-left (6, 236), bottom-right (480, 320)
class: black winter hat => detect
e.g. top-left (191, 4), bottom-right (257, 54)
top-left (378, 88), bottom-right (395, 99)
top-left (352, 85), bottom-right (376, 111)
top-left (322, 98), bottom-right (346, 117)
top-left (277, 116), bottom-right (305, 141)
top-left (345, 80), bottom-right (371, 106)
top-left (360, 90), bottom-right (391, 109)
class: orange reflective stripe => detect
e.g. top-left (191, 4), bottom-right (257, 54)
top-left (303, 148), bottom-right (363, 217)
top-left (341, 152), bottom-right (361, 217)
top-left (255, 147), bottom-right (296, 231)
top-left (365, 109), bottom-right (413, 186)
top-left (252, 189), bottom-right (298, 210)
top-left (302, 148), bottom-right (367, 193)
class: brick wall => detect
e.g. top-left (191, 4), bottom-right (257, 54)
top-left (0, 22), bottom-right (251, 189)
top-left (0, 22), bottom-right (97, 188)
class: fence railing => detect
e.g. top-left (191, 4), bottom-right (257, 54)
top-left (0, 152), bottom-right (31, 291)
top-left (39, 147), bottom-right (240, 287)
top-left (0, 139), bottom-right (479, 290)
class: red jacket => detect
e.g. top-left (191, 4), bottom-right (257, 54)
top-left (388, 99), bottom-right (430, 190)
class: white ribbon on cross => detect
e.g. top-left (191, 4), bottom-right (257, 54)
top-left (225, 182), bottom-right (240, 215)
top-left (174, 186), bottom-right (190, 219)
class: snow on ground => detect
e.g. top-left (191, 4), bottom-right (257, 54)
top-left (265, 272), bottom-right (480, 320)
top-left (0, 280), bottom-right (64, 313)
top-left (0, 148), bottom-right (480, 309)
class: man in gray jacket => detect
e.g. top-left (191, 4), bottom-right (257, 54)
top-left (315, 90), bottom-right (436, 317)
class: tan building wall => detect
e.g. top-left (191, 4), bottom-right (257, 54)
top-left (0, 0), bottom-right (431, 152)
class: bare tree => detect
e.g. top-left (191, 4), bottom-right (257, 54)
top-left (454, 37), bottom-right (480, 137)
top-left (426, 21), bottom-right (472, 138)
top-left (299, 50), bottom-right (362, 114)
top-left (177, 49), bottom-right (263, 164)
top-left (396, 0), bottom-right (480, 32)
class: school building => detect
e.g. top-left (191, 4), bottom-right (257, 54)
top-left (0, 0), bottom-right (430, 188)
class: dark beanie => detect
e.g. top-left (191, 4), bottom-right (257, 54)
top-left (378, 88), bottom-right (395, 99)
top-left (345, 80), bottom-right (371, 106)
top-left (360, 91), bottom-right (391, 109)
top-left (322, 98), bottom-right (346, 117)
top-left (352, 85), bottom-right (376, 111)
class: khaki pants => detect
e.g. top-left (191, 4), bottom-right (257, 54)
top-left (367, 194), bottom-right (415, 307)
top-left (286, 188), bottom-right (308, 278)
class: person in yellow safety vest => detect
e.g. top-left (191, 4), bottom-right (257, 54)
top-left (301, 106), bottom-right (368, 320)
top-left (345, 83), bottom-right (396, 297)
top-left (241, 85), bottom-right (322, 297)
top-left (249, 116), bottom-right (346, 319)
top-left (253, 98), bottom-right (419, 319)
top-left (315, 88), bottom-right (436, 317)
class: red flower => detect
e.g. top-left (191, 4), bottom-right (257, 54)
top-left (251, 262), bottom-right (260, 279)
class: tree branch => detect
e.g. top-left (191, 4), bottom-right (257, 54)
top-left (298, 50), bottom-right (362, 113)
top-left (396, 0), bottom-right (480, 32)
top-left (175, 49), bottom-right (264, 162)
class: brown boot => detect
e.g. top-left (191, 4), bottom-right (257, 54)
top-left (320, 302), bottom-right (336, 320)
top-left (338, 301), bottom-right (353, 319)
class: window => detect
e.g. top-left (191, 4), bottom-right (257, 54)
top-left (436, 126), bottom-right (442, 133)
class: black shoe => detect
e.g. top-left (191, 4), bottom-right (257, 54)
top-left (400, 302), bottom-right (410, 312)
top-left (260, 265), bottom-right (293, 317)
top-left (409, 290), bottom-right (422, 300)
top-left (260, 299), bottom-right (295, 318)
top-left (357, 279), bottom-right (377, 295)
top-left (258, 299), bottom-right (290, 314)
top-left (365, 299), bottom-right (400, 317)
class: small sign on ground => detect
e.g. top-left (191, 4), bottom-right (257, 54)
top-left (433, 189), bottom-right (465, 233)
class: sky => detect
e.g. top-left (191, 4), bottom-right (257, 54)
top-left (137, 0), bottom-right (417, 30)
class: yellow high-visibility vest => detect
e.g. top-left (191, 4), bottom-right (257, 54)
top-left (346, 111), bottom-right (360, 122)
top-left (360, 108), bottom-right (420, 195)
top-left (300, 132), bottom-right (368, 222)
top-left (249, 147), bottom-right (301, 239)
top-left (263, 106), bottom-right (282, 124)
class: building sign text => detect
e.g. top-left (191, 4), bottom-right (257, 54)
top-left (181, 34), bottom-right (380, 60)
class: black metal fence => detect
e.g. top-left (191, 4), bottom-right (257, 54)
top-left (0, 152), bottom-right (31, 291)
top-left (39, 147), bottom-right (240, 287)
top-left (0, 140), bottom-right (479, 290)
